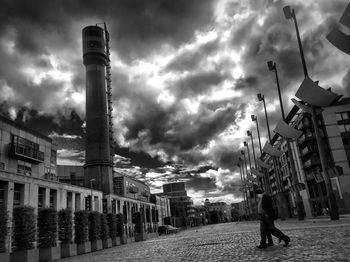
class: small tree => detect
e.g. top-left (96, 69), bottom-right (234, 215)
top-left (116, 213), bottom-right (124, 237)
top-left (107, 213), bottom-right (117, 239)
top-left (100, 214), bottom-right (109, 241)
top-left (88, 211), bottom-right (101, 242)
top-left (13, 206), bottom-right (36, 251)
top-left (0, 205), bottom-right (8, 252)
top-left (58, 209), bottom-right (73, 245)
top-left (37, 208), bottom-right (58, 248)
top-left (74, 210), bottom-right (89, 244)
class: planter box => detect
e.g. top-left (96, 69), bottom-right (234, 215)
top-left (119, 235), bottom-right (127, 245)
top-left (102, 238), bottom-right (112, 249)
top-left (60, 243), bottom-right (77, 258)
top-left (135, 232), bottom-right (148, 242)
top-left (0, 252), bottom-right (10, 262)
top-left (77, 242), bottom-right (91, 255)
top-left (10, 249), bottom-right (39, 262)
top-left (111, 237), bottom-right (120, 246)
top-left (91, 240), bottom-right (103, 252)
top-left (39, 246), bottom-right (61, 262)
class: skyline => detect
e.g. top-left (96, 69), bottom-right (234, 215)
top-left (1, 0), bottom-right (350, 205)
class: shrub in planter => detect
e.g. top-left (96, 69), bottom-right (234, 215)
top-left (107, 213), bottom-right (119, 246)
top-left (89, 211), bottom-right (102, 251)
top-left (11, 206), bottom-right (38, 262)
top-left (0, 204), bottom-right (8, 252)
top-left (38, 208), bottom-right (60, 261)
top-left (74, 210), bottom-right (90, 254)
top-left (116, 213), bottom-right (126, 244)
top-left (59, 209), bottom-right (76, 258)
top-left (100, 214), bottom-right (111, 248)
top-left (0, 205), bottom-right (9, 262)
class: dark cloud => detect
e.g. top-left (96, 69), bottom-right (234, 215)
top-left (165, 39), bottom-right (219, 72)
top-left (164, 105), bottom-right (235, 150)
top-left (114, 145), bottom-right (164, 169)
top-left (171, 70), bottom-right (228, 98)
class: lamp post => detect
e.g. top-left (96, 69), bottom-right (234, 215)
top-left (245, 139), bottom-right (258, 216)
top-left (247, 131), bottom-right (257, 168)
top-left (267, 60), bottom-right (305, 220)
top-left (251, 115), bottom-right (270, 193)
top-left (244, 141), bottom-right (252, 171)
top-left (241, 150), bottom-right (252, 215)
top-left (90, 178), bottom-right (96, 211)
top-left (257, 93), bottom-right (287, 220)
top-left (283, 5), bottom-right (339, 220)
top-left (238, 161), bottom-right (248, 216)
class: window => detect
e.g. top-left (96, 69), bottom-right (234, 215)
top-left (17, 160), bottom-right (32, 176)
top-left (0, 162), bottom-right (4, 170)
top-left (13, 184), bottom-right (22, 206)
top-left (51, 149), bottom-right (57, 164)
top-left (0, 181), bottom-right (5, 205)
top-left (338, 124), bottom-right (350, 133)
top-left (49, 190), bottom-right (56, 209)
top-left (38, 187), bottom-right (45, 208)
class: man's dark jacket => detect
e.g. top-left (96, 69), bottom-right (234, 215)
top-left (261, 194), bottom-right (276, 219)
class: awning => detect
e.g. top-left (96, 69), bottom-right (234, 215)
top-left (263, 142), bottom-right (283, 157)
top-left (296, 76), bottom-right (340, 107)
top-left (291, 98), bottom-right (323, 114)
top-left (251, 167), bottom-right (265, 178)
top-left (273, 119), bottom-right (302, 139)
top-left (326, 2), bottom-right (350, 54)
top-left (326, 27), bottom-right (350, 55)
top-left (256, 158), bottom-right (271, 169)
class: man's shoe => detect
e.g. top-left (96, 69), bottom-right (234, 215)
top-left (267, 243), bottom-right (274, 247)
top-left (256, 244), bottom-right (268, 249)
top-left (283, 236), bottom-right (290, 247)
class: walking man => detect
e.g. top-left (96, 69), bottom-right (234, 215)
top-left (256, 188), bottom-right (290, 248)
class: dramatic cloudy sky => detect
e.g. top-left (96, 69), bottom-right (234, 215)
top-left (1, 0), bottom-right (350, 205)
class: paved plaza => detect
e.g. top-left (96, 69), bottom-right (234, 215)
top-left (60, 216), bottom-right (350, 262)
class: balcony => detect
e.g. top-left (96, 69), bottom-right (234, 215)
top-left (300, 145), bottom-right (317, 157)
top-left (142, 191), bottom-right (150, 197)
top-left (128, 186), bottom-right (139, 194)
top-left (303, 158), bottom-right (320, 169)
top-left (298, 133), bottom-right (315, 145)
top-left (10, 141), bottom-right (44, 163)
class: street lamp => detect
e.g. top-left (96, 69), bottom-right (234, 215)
top-left (267, 60), bottom-right (305, 220)
top-left (245, 137), bottom-right (258, 215)
top-left (237, 161), bottom-right (248, 216)
top-left (247, 131), bottom-right (257, 168)
top-left (257, 93), bottom-right (287, 219)
top-left (251, 115), bottom-right (271, 193)
top-left (240, 151), bottom-right (252, 215)
top-left (283, 5), bottom-right (339, 220)
top-left (90, 178), bottom-right (96, 211)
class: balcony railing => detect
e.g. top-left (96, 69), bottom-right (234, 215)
top-left (10, 143), bottom-right (44, 163)
top-left (128, 186), bottom-right (139, 194)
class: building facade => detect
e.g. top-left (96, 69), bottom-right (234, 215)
top-left (0, 115), bottom-right (171, 251)
top-left (260, 97), bottom-right (350, 218)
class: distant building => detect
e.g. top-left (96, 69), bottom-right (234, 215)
top-left (160, 182), bottom-right (195, 227)
top-left (231, 202), bottom-right (246, 216)
top-left (57, 165), bottom-right (84, 186)
top-left (205, 199), bottom-right (232, 222)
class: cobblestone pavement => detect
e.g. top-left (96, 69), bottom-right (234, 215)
top-left (60, 216), bottom-right (350, 262)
